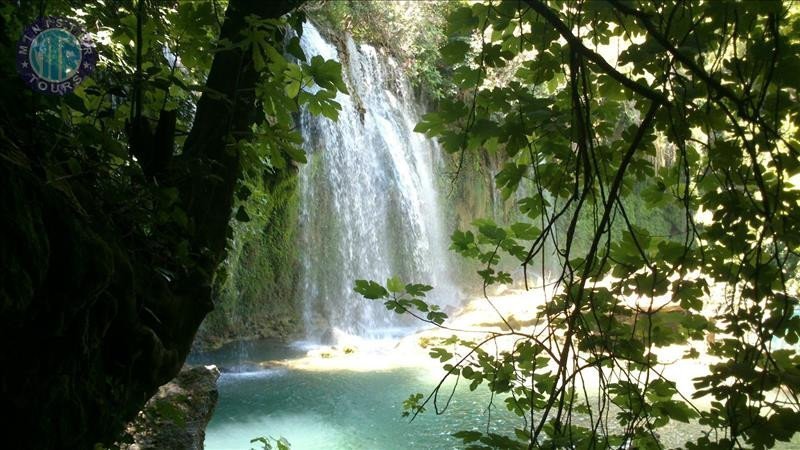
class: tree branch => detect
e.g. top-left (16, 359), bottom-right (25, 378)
top-left (522, 0), bottom-right (668, 106)
top-left (158, 0), bottom-right (304, 383)
top-left (607, 0), bottom-right (797, 156)
top-left (532, 100), bottom-right (661, 443)
top-left (180, 0), bottom-right (304, 275)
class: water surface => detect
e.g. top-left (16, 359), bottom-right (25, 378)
top-left (192, 340), bottom-right (517, 450)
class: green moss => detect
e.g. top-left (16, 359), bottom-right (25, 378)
top-left (437, 148), bottom-right (686, 289)
top-left (196, 172), bottom-right (302, 349)
top-left (436, 150), bottom-right (498, 290)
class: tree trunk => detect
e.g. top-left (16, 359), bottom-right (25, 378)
top-left (0, 1), bottom-right (301, 448)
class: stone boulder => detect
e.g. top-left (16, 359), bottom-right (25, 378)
top-left (121, 365), bottom-right (220, 450)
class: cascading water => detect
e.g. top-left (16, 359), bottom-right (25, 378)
top-left (296, 23), bottom-right (457, 343)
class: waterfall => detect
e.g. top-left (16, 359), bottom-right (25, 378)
top-left (296, 23), bottom-right (457, 343)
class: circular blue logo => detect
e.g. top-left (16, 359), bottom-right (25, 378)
top-left (17, 17), bottom-right (97, 95)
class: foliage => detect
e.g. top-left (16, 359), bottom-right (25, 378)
top-left (1, 0), bottom-right (345, 286)
top-left (361, 0), bottom-right (800, 448)
top-left (2, 0), bottom-right (347, 349)
top-left (0, 0), bottom-right (347, 447)
top-left (354, 277), bottom-right (445, 325)
top-left (310, 0), bottom-right (462, 99)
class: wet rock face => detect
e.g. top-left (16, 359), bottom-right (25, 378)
top-left (122, 365), bottom-right (220, 450)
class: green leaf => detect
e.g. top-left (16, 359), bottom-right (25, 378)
top-left (656, 400), bottom-right (698, 423)
top-left (354, 280), bottom-right (388, 299)
top-left (495, 163), bottom-right (527, 198)
top-left (474, 218), bottom-right (506, 241)
top-left (429, 347), bottom-right (453, 362)
top-left (285, 80), bottom-right (301, 99)
top-left (286, 36), bottom-right (306, 61)
top-left (409, 298), bottom-right (429, 312)
top-left (386, 276), bottom-right (404, 293)
top-left (401, 393), bottom-right (425, 417)
top-left (283, 144), bottom-right (307, 164)
top-left (440, 40), bottom-right (470, 64)
top-left (308, 55), bottom-right (348, 94)
top-left (510, 223), bottom-right (540, 240)
top-left (405, 283), bottom-right (433, 296)
top-left (461, 365), bottom-right (475, 378)
top-left (426, 311), bottom-right (447, 325)
top-left (448, 6), bottom-right (478, 34)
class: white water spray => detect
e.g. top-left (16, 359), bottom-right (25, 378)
top-left (296, 23), bottom-right (457, 343)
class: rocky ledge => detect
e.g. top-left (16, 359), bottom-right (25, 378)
top-left (120, 365), bottom-right (220, 450)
